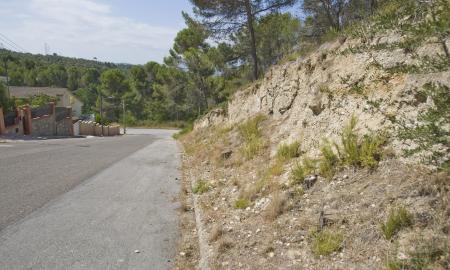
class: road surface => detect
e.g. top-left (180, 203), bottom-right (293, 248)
top-left (0, 129), bottom-right (181, 269)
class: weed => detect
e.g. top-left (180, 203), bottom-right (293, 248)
top-left (173, 122), bottom-right (193, 139)
top-left (192, 179), bottom-right (210, 194)
top-left (384, 259), bottom-right (404, 270)
top-left (319, 140), bottom-right (339, 180)
top-left (311, 229), bottom-right (343, 256)
top-left (360, 133), bottom-right (387, 168)
top-left (239, 114), bottom-right (267, 159)
top-left (276, 141), bottom-right (301, 162)
top-left (209, 224), bottom-right (223, 243)
top-left (264, 192), bottom-right (287, 221)
top-left (217, 237), bottom-right (233, 253)
top-left (290, 161), bottom-right (306, 185)
top-left (385, 239), bottom-right (450, 270)
top-left (349, 82), bottom-right (365, 95)
top-left (338, 116), bottom-right (386, 169)
top-left (238, 114), bottom-right (266, 141)
top-left (241, 137), bottom-right (265, 160)
top-left (381, 206), bottom-right (413, 240)
top-left (289, 156), bottom-right (316, 185)
top-left (268, 161), bottom-right (284, 176)
top-left (339, 116), bottom-right (361, 166)
top-left (234, 198), bottom-right (250, 209)
top-left (408, 240), bottom-right (449, 270)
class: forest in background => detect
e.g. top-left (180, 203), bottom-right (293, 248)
top-left (0, 0), bottom-right (391, 126)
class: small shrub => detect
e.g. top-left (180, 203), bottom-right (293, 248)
top-left (239, 114), bottom-right (267, 159)
top-left (338, 116), bottom-right (386, 169)
top-left (192, 179), bottom-right (209, 194)
top-left (276, 141), bottom-right (301, 162)
top-left (238, 114), bottom-right (266, 142)
top-left (268, 161), bottom-right (284, 176)
top-left (360, 133), bottom-right (387, 168)
top-left (264, 192), bottom-right (287, 221)
top-left (234, 198), bottom-right (250, 209)
top-left (319, 140), bottom-right (339, 180)
top-left (311, 230), bottom-right (343, 256)
top-left (339, 116), bottom-right (360, 166)
top-left (290, 161), bottom-right (306, 185)
top-left (241, 137), bottom-right (265, 159)
top-left (381, 206), bottom-right (413, 240)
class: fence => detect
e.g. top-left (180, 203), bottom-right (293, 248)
top-left (78, 121), bottom-right (120, 136)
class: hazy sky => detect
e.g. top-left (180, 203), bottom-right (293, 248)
top-left (0, 0), bottom-right (193, 64)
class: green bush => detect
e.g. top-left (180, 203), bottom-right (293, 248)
top-left (234, 198), bottom-right (250, 209)
top-left (276, 141), bottom-right (301, 162)
top-left (311, 230), bottom-right (343, 256)
top-left (381, 206), bottom-right (413, 240)
top-left (192, 179), bottom-right (209, 194)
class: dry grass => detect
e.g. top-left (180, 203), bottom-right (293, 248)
top-left (217, 237), bottom-right (234, 253)
top-left (209, 224), bottom-right (223, 243)
top-left (264, 192), bottom-right (287, 221)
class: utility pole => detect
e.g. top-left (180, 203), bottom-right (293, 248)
top-left (122, 99), bottom-right (126, 135)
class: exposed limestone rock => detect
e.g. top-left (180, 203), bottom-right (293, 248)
top-left (195, 35), bottom-right (450, 164)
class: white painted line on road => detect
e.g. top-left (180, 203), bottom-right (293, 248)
top-left (0, 144), bottom-right (13, 147)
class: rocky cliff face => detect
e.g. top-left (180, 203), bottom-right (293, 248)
top-left (195, 31), bottom-right (450, 166)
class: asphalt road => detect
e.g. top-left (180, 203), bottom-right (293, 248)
top-left (0, 129), bottom-right (181, 269)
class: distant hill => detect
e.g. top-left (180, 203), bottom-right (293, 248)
top-left (0, 49), bottom-right (132, 71)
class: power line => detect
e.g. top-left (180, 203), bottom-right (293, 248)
top-left (0, 36), bottom-right (20, 52)
top-left (0, 33), bottom-right (26, 52)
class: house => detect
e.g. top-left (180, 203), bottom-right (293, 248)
top-left (9, 86), bottom-right (83, 117)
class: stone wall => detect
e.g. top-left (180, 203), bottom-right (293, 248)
top-left (31, 114), bottom-right (56, 137)
top-left (78, 121), bottom-right (120, 136)
top-left (56, 118), bottom-right (73, 136)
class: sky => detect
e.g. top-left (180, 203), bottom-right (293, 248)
top-left (0, 0), bottom-right (193, 64)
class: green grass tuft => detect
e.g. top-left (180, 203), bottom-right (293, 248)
top-left (290, 157), bottom-right (315, 186)
top-left (192, 179), bottom-right (209, 194)
top-left (239, 114), bottom-right (267, 160)
top-left (318, 140), bottom-right (339, 180)
top-left (381, 206), bottom-right (413, 240)
top-left (311, 230), bottom-right (343, 256)
top-left (234, 198), bottom-right (250, 209)
top-left (276, 141), bottom-right (301, 162)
